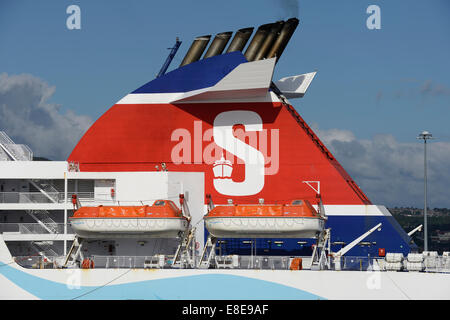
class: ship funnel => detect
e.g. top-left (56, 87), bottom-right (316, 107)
top-left (203, 32), bottom-right (233, 59)
top-left (266, 18), bottom-right (299, 62)
top-left (226, 27), bottom-right (254, 53)
top-left (179, 35), bottom-right (211, 67)
top-left (244, 23), bottom-right (273, 61)
top-left (254, 21), bottom-right (284, 61)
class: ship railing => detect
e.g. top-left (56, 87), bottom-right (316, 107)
top-left (0, 192), bottom-right (95, 204)
top-left (13, 255), bottom-right (65, 269)
top-left (229, 255), bottom-right (291, 270)
top-left (67, 161), bottom-right (80, 172)
top-left (341, 256), bottom-right (375, 271)
top-left (91, 255), bottom-right (301, 270)
top-left (77, 193), bottom-right (114, 204)
top-left (11, 253), bottom-right (450, 272)
top-left (71, 193), bottom-right (154, 205)
top-left (0, 223), bottom-right (73, 234)
top-left (422, 256), bottom-right (450, 273)
top-left (0, 131), bottom-right (33, 161)
top-left (0, 191), bottom-right (156, 206)
top-left (342, 256), bottom-right (450, 273)
top-left (20, 192), bottom-right (61, 204)
top-left (22, 144), bottom-right (34, 161)
top-left (78, 199), bottom-right (158, 206)
top-left (91, 255), bottom-right (173, 269)
top-left (0, 192), bottom-right (177, 206)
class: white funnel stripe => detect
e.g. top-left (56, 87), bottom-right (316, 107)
top-left (116, 58), bottom-right (278, 105)
top-left (116, 91), bottom-right (281, 105)
top-left (173, 58), bottom-right (276, 102)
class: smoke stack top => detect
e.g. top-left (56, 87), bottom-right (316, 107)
top-left (180, 18), bottom-right (299, 67)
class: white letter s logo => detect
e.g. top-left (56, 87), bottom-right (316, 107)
top-left (213, 111), bottom-right (265, 196)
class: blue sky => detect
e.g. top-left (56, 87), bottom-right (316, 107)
top-left (1, 0), bottom-right (449, 207)
top-left (1, 0), bottom-right (449, 139)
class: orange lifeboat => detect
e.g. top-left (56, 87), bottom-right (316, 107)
top-left (204, 200), bottom-right (325, 238)
top-left (69, 200), bottom-right (189, 239)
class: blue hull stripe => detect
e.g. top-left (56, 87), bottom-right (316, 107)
top-left (0, 264), bottom-right (323, 300)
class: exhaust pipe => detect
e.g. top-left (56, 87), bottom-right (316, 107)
top-left (226, 27), bottom-right (254, 53)
top-left (254, 21), bottom-right (284, 61)
top-left (266, 18), bottom-right (299, 62)
top-left (244, 23), bottom-right (274, 62)
top-left (179, 35), bottom-right (211, 67)
top-left (203, 32), bottom-right (233, 59)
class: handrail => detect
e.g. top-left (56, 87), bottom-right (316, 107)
top-left (0, 223), bottom-right (73, 234)
top-left (0, 131), bottom-right (33, 161)
top-left (0, 192), bottom-right (96, 203)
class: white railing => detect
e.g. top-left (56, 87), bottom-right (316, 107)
top-left (14, 255), bottom-right (66, 269)
top-left (90, 255), bottom-right (292, 270)
top-left (0, 192), bottom-right (178, 206)
top-left (423, 256), bottom-right (450, 273)
top-left (91, 255), bottom-right (173, 269)
top-left (234, 255), bottom-right (290, 270)
top-left (0, 131), bottom-right (33, 161)
top-left (21, 144), bottom-right (33, 160)
top-left (0, 223), bottom-right (73, 234)
top-left (68, 161), bottom-right (79, 172)
top-left (30, 180), bottom-right (60, 202)
top-left (0, 192), bottom-right (96, 204)
top-left (10, 252), bottom-right (450, 272)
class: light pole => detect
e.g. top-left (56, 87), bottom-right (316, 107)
top-left (417, 131), bottom-right (433, 252)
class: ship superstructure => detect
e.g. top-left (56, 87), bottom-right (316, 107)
top-left (0, 19), bottom-right (449, 300)
top-left (67, 18), bottom-right (412, 257)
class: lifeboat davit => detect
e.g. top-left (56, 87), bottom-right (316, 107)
top-left (204, 200), bottom-right (325, 238)
top-left (69, 200), bottom-right (189, 239)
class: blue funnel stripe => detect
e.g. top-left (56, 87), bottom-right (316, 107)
top-left (132, 52), bottom-right (248, 94)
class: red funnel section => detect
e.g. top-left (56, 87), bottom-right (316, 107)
top-left (68, 100), bottom-right (370, 206)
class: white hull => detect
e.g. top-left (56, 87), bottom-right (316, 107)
top-left (1, 263), bottom-right (450, 300)
top-left (70, 218), bottom-right (189, 238)
top-left (204, 217), bottom-right (325, 238)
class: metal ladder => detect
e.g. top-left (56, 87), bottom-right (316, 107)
top-left (29, 179), bottom-right (60, 203)
top-left (310, 228), bottom-right (331, 270)
top-left (199, 235), bottom-right (217, 269)
top-left (0, 131), bottom-right (32, 161)
top-left (27, 210), bottom-right (59, 233)
top-left (25, 179), bottom-right (60, 233)
top-left (31, 241), bottom-right (59, 264)
top-left (0, 132), bottom-right (60, 233)
top-left (63, 237), bottom-right (84, 268)
top-left (172, 227), bottom-right (196, 268)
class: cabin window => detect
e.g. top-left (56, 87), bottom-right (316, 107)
top-left (154, 200), bottom-right (165, 206)
top-left (291, 200), bottom-right (303, 205)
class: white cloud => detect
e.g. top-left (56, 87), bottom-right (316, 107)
top-left (0, 73), bottom-right (92, 160)
top-left (314, 125), bottom-right (450, 208)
